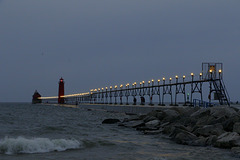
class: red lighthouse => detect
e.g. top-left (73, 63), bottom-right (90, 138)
top-left (58, 77), bottom-right (65, 104)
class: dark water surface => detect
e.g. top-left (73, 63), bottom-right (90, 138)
top-left (0, 103), bottom-right (238, 160)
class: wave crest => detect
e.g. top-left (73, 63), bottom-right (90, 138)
top-left (0, 137), bottom-right (81, 155)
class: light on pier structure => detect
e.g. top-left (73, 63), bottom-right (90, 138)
top-left (191, 73), bottom-right (194, 81)
top-left (200, 72), bottom-right (202, 80)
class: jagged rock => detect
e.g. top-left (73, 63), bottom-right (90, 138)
top-left (155, 111), bottom-right (165, 120)
top-left (214, 132), bottom-right (240, 148)
top-left (193, 123), bottom-right (225, 137)
top-left (192, 137), bottom-right (207, 146)
top-left (145, 120), bottom-right (160, 128)
top-left (126, 115), bottom-right (142, 122)
top-left (190, 108), bottom-right (210, 119)
top-left (206, 135), bottom-right (218, 146)
top-left (172, 129), bottom-right (198, 145)
top-left (178, 116), bottom-right (197, 127)
top-left (170, 125), bottom-right (192, 138)
top-left (139, 114), bottom-right (147, 120)
top-left (223, 115), bottom-right (240, 132)
top-left (102, 119), bottom-right (120, 124)
top-left (233, 122), bottom-right (240, 134)
top-left (160, 122), bottom-right (170, 128)
top-left (143, 116), bottom-right (158, 123)
top-left (162, 109), bottom-right (180, 122)
top-left (146, 110), bottom-right (159, 118)
top-left (162, 124), bottom-right (175, 135)
top-left (195, 115), bottom-right (216, 126)
top-left (122, 120), bottom-right (145, 128)
top-left (195, 115), bottom-right (226, 126)
top-left (172, 107), bottom-right (199, 117)
top-left (210, 107), bottom-right (238, 119)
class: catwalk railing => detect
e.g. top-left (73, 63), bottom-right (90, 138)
top-left (41, 76), bottom-right (230, 107)
top-left (39, 63), bottom-right (230, 107)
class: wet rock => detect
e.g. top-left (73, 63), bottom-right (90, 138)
top-left (143, 116), bottom-right (158, 123)
top-left (122, 120), bottom-right (145, 128)
top-left (192, 136), bottom-right (207, 146)
top-left (195, 115), bottom-right (216, 126)
top-left (139, 114), bottom-right (147, 120)
top-left (172, 107), bottom-right (199, 117)
top-left (233, 122), bottom-right (240, 134)
top-left (155, 111), bottom-right (165, 120)
top-left (127, 115), bottom-right (142, 121)
top-left (146, 110), bottom-right (159, 118)
top-left (170, 125), bottom-right (192, 138)
top-left (190, 108), bottom-right (210, 119)
top-left (193, 123), bottom-right (225, 137)
top-left (145, 120), bottom-right (160, 128)
top-left (172, 129), bottom-right (198, 145)
top-left (210, 107), bottom-right (238, 119)
top-left (160, 122), bottom-right (170, 128)
top-left (162, 124), bottom-right (175, 135)
top-left (214, 132), bottom-right (240, 148)
top-left (162, 109), bottom-right (180, 122)
top-left (102, 119), bottom-right (120, 124)
top-left (223, 115), bottom-right (240, 132)
top-left (206, 135), bottom-right (218, 146)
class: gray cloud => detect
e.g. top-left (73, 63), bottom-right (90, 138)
top-left (0, 0), bottom-right (240, 102)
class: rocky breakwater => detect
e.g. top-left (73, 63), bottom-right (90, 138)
top-left (103, 106), bottom-right (240, 154)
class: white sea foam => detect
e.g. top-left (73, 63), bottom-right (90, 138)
top-left (0, 137), bottom-right (81, 155)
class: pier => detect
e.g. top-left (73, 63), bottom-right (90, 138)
top-left (38, 63), bottom-right (230, 107)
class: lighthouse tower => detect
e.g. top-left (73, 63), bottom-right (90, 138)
top-left (58, 77), bottom-right (65, 104)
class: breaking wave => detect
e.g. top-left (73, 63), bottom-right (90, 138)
top-left (0, 137), bottom-right (81, 155)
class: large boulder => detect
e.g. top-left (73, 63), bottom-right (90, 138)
top-left (210, 107), bottom-right (239, 119)
top-left (206, 135), bottom-right (218, 146)
top-left (145, 120), bottom-right (160, 128)
top-left (172, 106), bottom-right (199, 117)
top-left (195, 115), bottom-right (216, 126)
top-left (161, 109), bottom-right (180, 122)
top-left (162, 124), bottom-right (176, 135)
top-left (155, 111), bottom-right (165, 120)
top-left (146, 110), bottom-right (159, 118)
top-left (190, 108), bottom-right (210, 119)
top-left (143, 116), bottom-right (158, 123)
top-left (223, 115), bottom-right (240, 132)
top-left (171, 129), bottom-right (198, 145)
top-left (193, 123), bottom-right (225, 137)
top-left (192, 136), bottom-right (208, 146)
top-left (233, 122), bottom-right (240, 134)
top-left (122, 120), bottom-right (145, 128)
top-left (214, 132), bottom-right (240, 148)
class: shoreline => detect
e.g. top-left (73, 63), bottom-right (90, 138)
top-left (39, 103), bottom-right (240, 156)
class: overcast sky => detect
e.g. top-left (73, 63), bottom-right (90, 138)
top-left (0, 0), bottom-right (240, 102)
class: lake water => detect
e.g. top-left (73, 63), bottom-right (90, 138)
top-left (0, 103), bottom-right (239, 160)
